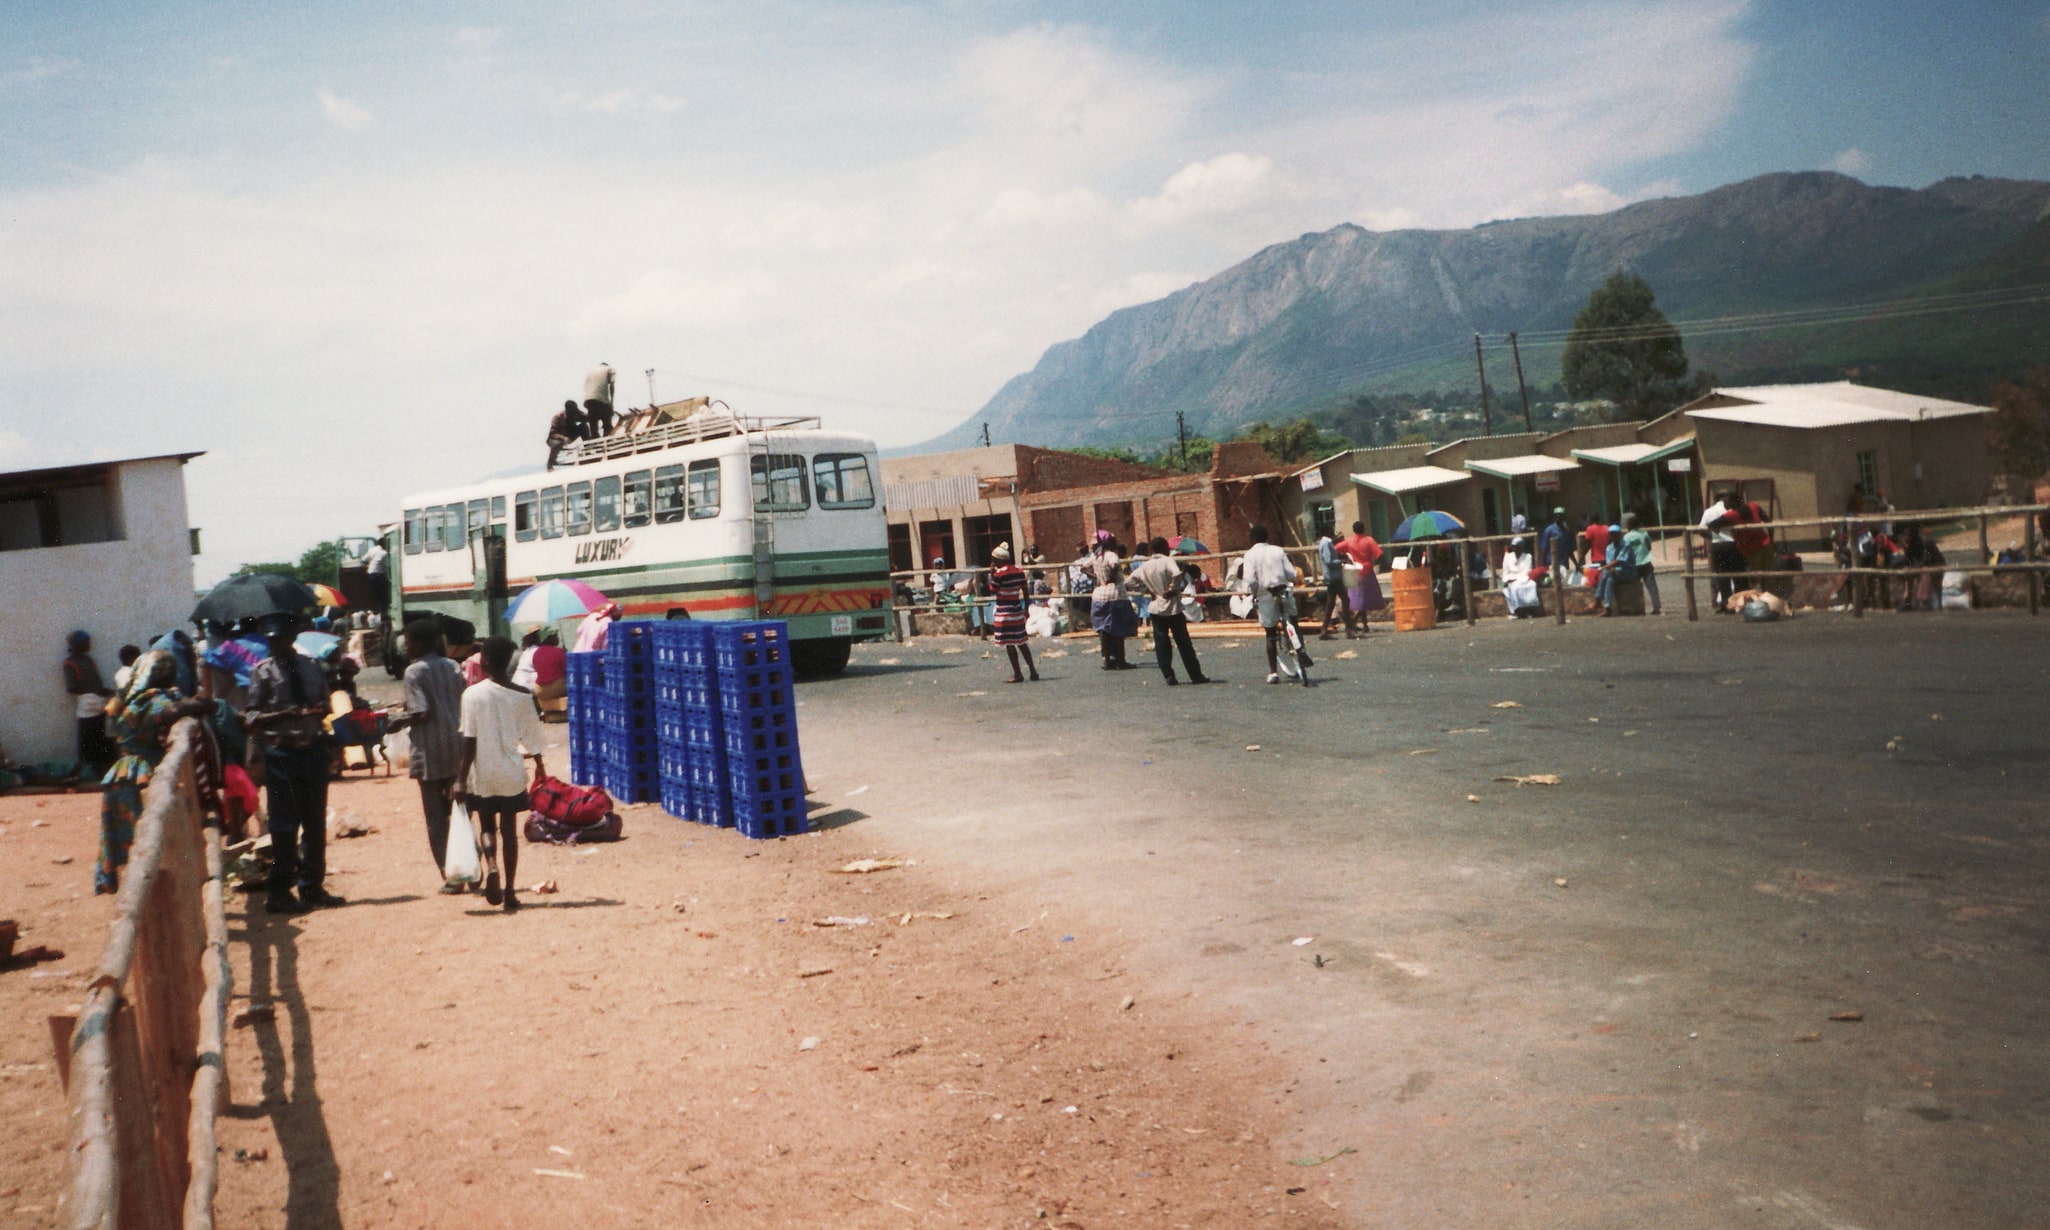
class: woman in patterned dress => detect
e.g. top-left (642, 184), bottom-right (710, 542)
top-left (987, 543), bottom-right (1039, 684)
top-left (95, 650), bottom-right (209, 893)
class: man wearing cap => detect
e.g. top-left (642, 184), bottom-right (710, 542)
top-left (246, 614), bottom-right (344, 914)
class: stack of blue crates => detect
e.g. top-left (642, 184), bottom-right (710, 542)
top-left (565, 651), bottom-right (605, 787)
top-left (713, 622), bottom-right (807, 839)
top-left (601, 621), bottom-right (658, 804)
top-left (651, 621), bottom-right (698, 821)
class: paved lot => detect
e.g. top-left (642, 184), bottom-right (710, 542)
top-left (792, 611), bottom-right (2050, 1230)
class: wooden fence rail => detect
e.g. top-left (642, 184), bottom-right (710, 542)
top-left (60, 720), bottom-right (231, 1230)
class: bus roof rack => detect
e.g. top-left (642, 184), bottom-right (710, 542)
top-left (558, 407), bottom-right (824, 466)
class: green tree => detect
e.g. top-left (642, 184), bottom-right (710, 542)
top-left (234, 538), bottom-right (348, 585)
top-left (1235, 418), bottom-right (1351, 463)
top-left (1561, 272), bottom-right (1693, 422)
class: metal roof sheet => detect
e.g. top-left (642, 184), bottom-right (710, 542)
top-left (1571, 437), bottom-right (1697, 466)
top-left (1464, 454), bottom-right (1580, 480)
top-left (1350, 465), bottom-right (1472, 495)
top-left (1686, 382), bottom-right (1991, 429)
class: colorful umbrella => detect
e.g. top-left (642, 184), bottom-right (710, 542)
top-left (309, 583), bottom-right (348, 607)
top-left (506, 578), bottom-right (610, 624)
top-left (202, 632), bottom-right (340, 687)
top-left (1391, 510), bottom-right (1465, 542)
top-left (1171, 536), bottom-right (1210, 555)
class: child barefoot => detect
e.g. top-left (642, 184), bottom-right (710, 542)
top-left (453, 636), bottom-right (548, 912)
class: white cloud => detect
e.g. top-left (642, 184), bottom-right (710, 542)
top-left (980, 186), bottom-right (1105, 228)
top-left (1131, 153), bottom-right (1277, 226)
top-left (316, 88), bottom-right (372, 130)
top-left (4, 56), bottom-right (80, 83)
top-left (1830, 147), bottom-right (1870, 176)
top-left (572, 268), bottom-right (780, 336)
top-left (544, 87), bottom-right (687, 116)
top-left (451, 26), bottom-right (500, 50)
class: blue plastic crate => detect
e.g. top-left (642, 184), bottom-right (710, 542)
top-left (604, 726), bottom-right (658, 763)
top-left (659, 777), bottom-right (692, 820)
top-left (685, 752), bottom-right (730, 826)
top-left (710, 620), bottom-right (789, 669)
top-left (731, 788), bottom-right (807, 839)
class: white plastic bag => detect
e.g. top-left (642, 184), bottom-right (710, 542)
top-left (442, 801), bottom-right (481, 884)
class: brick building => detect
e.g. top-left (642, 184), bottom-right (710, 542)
top-left (881, 445), bottom-right (1170, 573)
top-left (1016, 441), bottom-right (1293, 578)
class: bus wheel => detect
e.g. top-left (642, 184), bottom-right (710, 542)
top-left (791, 637), bottom-right (852, 678)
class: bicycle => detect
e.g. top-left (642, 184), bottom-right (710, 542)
top-left (1264, 584), bottom-right (1312, 686)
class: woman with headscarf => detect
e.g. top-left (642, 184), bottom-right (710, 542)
top-left (63, 630), bottom-right (117, 779)
top-left (986, 543), bottom-right (1039, 683)
top-left (94, 650), bottom-right (209, 893)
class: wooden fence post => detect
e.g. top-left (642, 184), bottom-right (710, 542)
top-left (2028, 515), bottom-right (2041, 618)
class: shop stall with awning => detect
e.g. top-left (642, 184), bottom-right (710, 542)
top-left (1461, 454), bottom-right (1580, 534)
top-left (1570, 437), bottom-right (1697, 528)
top-left (1350, 465), bottom-right (1472, 517)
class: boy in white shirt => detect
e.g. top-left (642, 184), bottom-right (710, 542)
top-left (454, 636), bottom-right (548, 912)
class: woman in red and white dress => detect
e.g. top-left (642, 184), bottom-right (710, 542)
top-left (986, 543), bottom-right (1039, 684)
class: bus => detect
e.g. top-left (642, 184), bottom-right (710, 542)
top-left (381, 403), bottom-right (892, 676)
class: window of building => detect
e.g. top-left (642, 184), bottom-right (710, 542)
top-left (539, 486), bottom-right (565, 539)
top-left (751, 454), bottom-right (809, 512)
top-left (0, 469), bottom-right (124, 553)
top-left (594, 475), bottom-right (621, 532)
top-left (1091, 501), bottom-right (1134, 546)
top-left (813, 453), bottom-right (876, 509)
top-left (654, 465), bottom-right (686, 523)
top-left (565, 482), bottom-right (593, 536)
top-left (404, 508), bottom-right (425, 554)
top-left (622, 470), bottom-right (652, 528)
top-left (514, 491), bottom-right (538, 542)
top-left (1309, 502), bottom-right (1336, 541)
top-left (887, 522), bottom-right (914, 574)
top-left (963, 513), bottom-right (1013, 566)
top-left (688, 460), bottom-right (722, 519)
top-left (1856, 450), bottom-right (1878, 495)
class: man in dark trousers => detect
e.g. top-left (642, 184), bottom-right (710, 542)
top-left (1127, 536), bottom-right (1210, 685)
top-left (385, 619), bottom-right (467, 892)
top-left (245, 613), bottom-right (344, 914)
top-left (546, 399), bottom-right (587, 470)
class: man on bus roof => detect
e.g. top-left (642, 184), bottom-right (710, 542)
top-left (547, 399), bottom-right (587, 470)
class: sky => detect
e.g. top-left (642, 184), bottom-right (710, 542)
top-left (3, 0), bottom-right (2047, 582)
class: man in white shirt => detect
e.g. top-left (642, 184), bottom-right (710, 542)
top-left (1239, 525), bottom-right (1307, 683)
top-left (455, 636), bottom-right (548, 912)
top-left (1127, 536), bottom-right (1209, 685)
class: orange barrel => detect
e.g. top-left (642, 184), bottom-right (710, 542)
top-left (1390, 564), bottom-right (1435, 632)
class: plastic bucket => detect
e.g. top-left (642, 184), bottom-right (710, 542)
top-left (1391, 565), bottom-right (1435, 632)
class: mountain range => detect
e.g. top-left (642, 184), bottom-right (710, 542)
top-left (925, 172), bottom-right (2050, 451)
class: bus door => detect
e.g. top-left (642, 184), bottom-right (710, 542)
top-left (471, 525), bottom-right (508, 638)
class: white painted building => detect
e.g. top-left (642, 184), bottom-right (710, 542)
top-left (0, 452), bottom-right (202, 768)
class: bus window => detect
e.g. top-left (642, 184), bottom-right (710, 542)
top-left (424, 505), bottom-right (445, 553)
top-left (594, 475), bottom-right (621, 532)
top-left (623, 470), bottom-right (652, 528)
top-left (654, 465), bottom-right (685, 524)
top-left (467, 498), bottom-right (489, 541)
top-left (751, 454), bottom-right (808, 512)
top-left (688, 459), bottom-right (722, 519)
top-left (540, 486), bottom-right (565, 539)
top-left (813, 453), bottom-right (876, 509)
top-left (404, 508), bottom-right (424, 555)
top-left (514, 491), bottom-right (538, 542)
top-left (566, 482), bottom-right (593, 536)
top-left (490, 495), bottom-right (507, 523)
top-left (444, 504), bottom-right (467, 551)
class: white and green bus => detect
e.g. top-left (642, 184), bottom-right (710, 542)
top-left (382, 406), bottom-right (892, 676)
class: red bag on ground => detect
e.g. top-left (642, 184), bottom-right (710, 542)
top-left (528, 775), bottom-right (612, 826)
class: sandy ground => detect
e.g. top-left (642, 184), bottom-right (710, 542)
top-left (1, 760), bottom-right (1350, 1229)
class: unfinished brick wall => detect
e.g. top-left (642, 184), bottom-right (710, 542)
top-left (1016, 446), bottom-right (1171, 492)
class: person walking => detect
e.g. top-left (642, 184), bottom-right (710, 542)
top-left (385, 619), bottom-right (468, 892)
top-left (1088, 534), bottom-right (1137, 670)
top-left (63, 631), bottom-right (116, 779)
top-left (454, 636), bottom-right (549, 913)
top-left (1315, 530), bottom-right (1354, 639)
top-left (1129, 536), bottom-right (1209, 685)
top-left (1239, 525), bottom-right (1306, 684)
top-left (986, 543), bottom-right (1040, 683)
top-left (246, 614), bottom-right (344, 914)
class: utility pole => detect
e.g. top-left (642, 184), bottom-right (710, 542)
top-left (1473, 333), bottom-right (1494, 436)
top-left (645, 368), bottom-right (657, 408)
top-left (1508, 333), bottom-right (1534, 433)
top-left (1176, 410), bottom-right (1190, 472)
top-left (981, 422), bottom-right (992, 447)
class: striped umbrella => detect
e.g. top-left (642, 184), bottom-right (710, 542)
top-left (506, 578), bottom-right (610, 625)
top-left (1392, 510), bottom-right (1466, 542)
top-left (309, 583), bottom-right (347, 607)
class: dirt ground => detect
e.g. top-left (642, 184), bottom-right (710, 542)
top-left (1, 760), bottom-right (1352, 1229)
